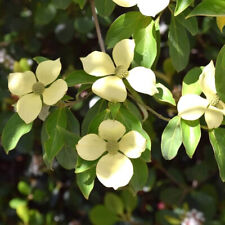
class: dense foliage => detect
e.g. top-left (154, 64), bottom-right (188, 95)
top-left (1, 0), bottom-right (225, 224)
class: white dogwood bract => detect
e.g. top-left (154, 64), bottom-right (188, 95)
top-left (112, 0), bottom-right (170, 17)
top-left (8, 59), bottom-right (68, 124)
top-left (76, 119), bottom-right (146, 189)
top-left (80, 39), bottom-right (158, 102)
top-left (177, 61), bottom-right (225, 129)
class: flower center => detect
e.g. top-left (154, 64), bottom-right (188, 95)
top-left (106, 141), bottom-right (119, 155)
top-left (208, 94), bottom-right (220, 106)
top-left (115, 65), bottom-right (129, 79)
top-left (32, 82), bottom-right (45, 95)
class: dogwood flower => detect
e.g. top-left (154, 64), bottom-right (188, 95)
top-left (8, 59), bottom-right (68, 124)
top-left (76, 119), bottom-right (146, 189)
top-left (80, 39), bottom-right (158, 102)
top-left (112, 0), bottom-right (170, 17)
top-left (177, 61), bottom-right (225, 129)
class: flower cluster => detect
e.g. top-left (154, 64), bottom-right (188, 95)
top-left (76, 120), bottom-right (146, 189)
top-left (181, 209), bottom-right (205, 225)
top-left (177, 61), bottom-right (225, 129)
top-left (112, 0), bottom-right (170, 17)
top-left (81, 39), bottom-right (158, 102)
top-left (8, 59), bottom-right (68, 124)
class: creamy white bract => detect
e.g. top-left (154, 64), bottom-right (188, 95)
top-left (8, 59), bottom-right (68, 124)
top-left (80, 39), bottom-right (158, 102)
top-left (177, 61), bottom-right (225, 129)
top-left (112, 0), bottom-right (170, 17)
top-left (76, 119), bottom-right (146, 189)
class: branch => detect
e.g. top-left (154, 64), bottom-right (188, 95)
top-left (89, 0), bottom-right (106, 52)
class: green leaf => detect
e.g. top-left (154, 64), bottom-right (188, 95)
top-left (181, 119), bottom-right (201, 158)
top-left (168, 16), bottom-right (190, 72)
top-left (130, 158), bottom-right (148, 192)
top-left (65, 70), bottom-right (98, 87)
top-left (175, 0), bottom-right (193, 16)
top-left (76, 167), bottom-right (96, 199)
top-left (108, 102), bottom-right (120, 119)
top-left (43, 108), bottom-right (67, 163)
top-left (215, 45), bottom-right (225, 102)
top-left (176, 9), bottom-right (199, 35)
top-left (161, 116), bottom-right (182, 160)
top-left (35, 3), bottom-right (56, 25)
top-left (120, 189), bottom-right (137, 213)
top-left (82, 100), bottom-right (107, 135)
top-left (33, 56), bottom-right (49, 64)
top-left (75, 156), bottom-right (97, 173)
top-left (106, 12), bottom-right (151, 48)
top-left (56, 146), bottom-right (77, 170)
top-left (188, 0), bottom-right (225, 17)
top-left (52, 0), bottom-right (71, 9)
top-left (9, 198), bottom-right (26, 209)
top-left (182, 67), bottom-right (202, 95)
top-left (133, 19), bottom-right (157, 68)
top-left (95, 0), bottom-right (115, 16)
top-left (18, 181), bottom-right (31, 196)
top-left (117, 105), bottom-right (151, 151)
top-left (104, 193), bottom-right (124, 215)
top-left (154, 83), bottom-right (176, 106)
top-left (17, 205), bottom-right (29, 224)
top-left (90, 205), bottom-right (118, 225)
top-left (74, 17), bottom-right (94, 34)
top-left (209, 128), bottom-right (225, 182)
top-left (2, 114), bottom-right (32, 153)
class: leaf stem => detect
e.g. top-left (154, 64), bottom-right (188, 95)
top-left (89, 0), bottom-right (106, 52)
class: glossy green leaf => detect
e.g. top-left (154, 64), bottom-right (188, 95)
top-left (81, 99), bottom-right (107, 135)
top-left (176, 9), bottom-right (198, 35)
top-left (2, 114), bottom-right (32, 153)
top-left (95, 0), bottom-right (115, 16)
top-left (108, 102), bottom-right (120, 119)
top-left (161, 116), bottom-right (182, 160)
top-left (209, 128), bottom-right (225, 182)
top-left (75, 156), bottom-right (98, 173)
top-left (182, 67), bottom-right (202, 95)
top-left (215, 45), bottom-right (225, 102)
top-left (130, 158), bottom-right (148, 192)
top-left (56, 146), bottom-right (77, 170)
top-left (168, 16), bottom-right (190, 72)
top-left (154, 83), bottom-right (176, 106)
top-left (106, 12), bottom-right (151, 48)
top-left (65, 70), bottom-right (98, 87)
top-left (33, 56), bottom-right (49, 64)
top-left (90, 205), bottom-right (118, 225)
top-left (133, 19), bottom-right (157, 68)
top-left (117, 105), bottom-right (151, 151)
top-left (181, 119), bottom-right (201, 158)
top-left (44, 108), bottom-right (67, 163)
top-left (104, 193), bottom-right (124, 215)
top-left (188, 0), bottom-right (225, 17)
top-left (76, 167), bottom-right (96, 199)
top-left (175, 0), bottom-right (193, 16)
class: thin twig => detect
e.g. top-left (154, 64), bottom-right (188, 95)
top-left (89, 0), bottom-right (106, 52)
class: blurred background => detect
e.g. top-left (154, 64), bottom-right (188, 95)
top-left (1, 0), bottom-right (225, 224)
